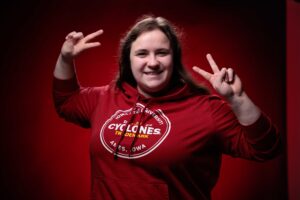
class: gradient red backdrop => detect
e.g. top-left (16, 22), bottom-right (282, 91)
top-left (287, 0), bottom-right (300, 200)
top-left (1, 0), bottom-right (287, 199)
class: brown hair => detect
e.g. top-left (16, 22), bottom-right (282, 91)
top-left (116, 15), bottom-right (209, 94)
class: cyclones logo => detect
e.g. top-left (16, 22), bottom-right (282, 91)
top-left (100, 103), bottom-right (171, 159)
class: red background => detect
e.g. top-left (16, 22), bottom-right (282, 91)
top-left (287, 0), bottom-right (300, 200)
top-left (0, 0), bottom-right (289, 199)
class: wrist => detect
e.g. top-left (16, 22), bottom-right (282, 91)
top-left (226, 90), bottom-right (245, 107)
top-left (59, 53), bottom-right (74, 64)
top-left (54, 54), bottom-right (76, 80)
top-left (227, 91), bottom-right (261, 126)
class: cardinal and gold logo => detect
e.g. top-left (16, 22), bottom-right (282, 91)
top-left (100, 103), bottom-right (171, 159)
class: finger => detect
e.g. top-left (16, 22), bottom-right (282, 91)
top-left (83, 29), bottom-right (104, 43)
top-left (65, 31), bottom-right (77, 40)
top-left (233, 73), bottom-right (243, 95)
top-left (83, 42), bottom-right (101, 50)
top-left (73, 32), bottom-right (84, 40)
top-left (214, 68), bottom-right (227, 87)
top-left (206, 53), bottom-right (220, 73)
top-left (221, 68), bottom-right (230, 82)
top-left (227, 68), bottom-right (234, 83)
top-left (192, 66), bottom-right (212, 80)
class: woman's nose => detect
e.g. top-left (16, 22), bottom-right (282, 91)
top-left (147, 55), bottom-right (159, 67)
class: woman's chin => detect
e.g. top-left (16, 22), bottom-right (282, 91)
top-left (138, 83), bottom-right (171, 97)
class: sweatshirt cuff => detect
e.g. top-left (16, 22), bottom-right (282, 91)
top-left (53, 76), bottom-right (80, 92)
top-left (242, 112), bottom-right (272, 141)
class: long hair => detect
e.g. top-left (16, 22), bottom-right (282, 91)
top-left (116, 15), bottom-right (209, 94)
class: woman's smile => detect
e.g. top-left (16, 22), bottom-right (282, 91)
top-left (130, 29), bottom-right (173, 97)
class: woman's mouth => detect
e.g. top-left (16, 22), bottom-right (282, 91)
top-left (144, 70), bottom-right (163, 75)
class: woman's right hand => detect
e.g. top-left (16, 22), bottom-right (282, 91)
top-left (54, 29), bottom-right (103, 80)
top-left (61, 29), bottom-right (103, 61)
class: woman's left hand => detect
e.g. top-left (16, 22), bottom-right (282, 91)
top-left (193, 54), bottom-right (243, 100)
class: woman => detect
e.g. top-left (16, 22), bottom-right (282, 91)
top-left (53, 16), bottom-right (281, 200)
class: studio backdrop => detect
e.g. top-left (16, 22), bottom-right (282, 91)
top-left (1, 0), bottom-right (286, 200)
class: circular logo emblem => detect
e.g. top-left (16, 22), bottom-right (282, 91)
top-left (100, 103), bottom-right (171, 159)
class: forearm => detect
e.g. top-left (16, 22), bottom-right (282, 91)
top-left (227, 92), bottom-right (261, 126)
top-left (54, 54), bottom-right (76, 80)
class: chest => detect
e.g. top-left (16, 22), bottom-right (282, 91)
top-left (90, 99), bottom-right (217, 165)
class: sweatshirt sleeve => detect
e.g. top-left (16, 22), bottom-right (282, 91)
top-left (52, 76), bottom-right (100, 128)
top-left (208, 95), bottom-right (282, 161)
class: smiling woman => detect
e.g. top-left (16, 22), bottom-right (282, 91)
top-left (52, 15), bottom-right (282, 200)
top-left (130, 29), bottom-right (174, 97)
top-left (116, 16), bottom-right (209, 97)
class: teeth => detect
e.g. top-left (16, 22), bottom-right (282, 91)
top-left (145, 71), bottom-right (161, 75)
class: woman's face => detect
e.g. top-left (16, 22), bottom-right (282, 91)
top-left (130, 29), bottom-right (173, 97)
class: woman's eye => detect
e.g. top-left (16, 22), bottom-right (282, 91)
top-left (157, 51), bottom-right (169, 56)
top-left (135, 51), bottom-right (148, 57)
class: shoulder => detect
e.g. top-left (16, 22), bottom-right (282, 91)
top-left (78, 85), bottom-right (109, 94)
top-left (206, 95), bottom-right (231, 113)
top-left (189, 93), bottom-right (232, 116)
top-left (82, 82), bottom-right (118, 95)
top-left (190, 92), bottom-right (225, 106)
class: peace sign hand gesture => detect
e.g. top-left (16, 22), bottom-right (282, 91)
top-left (193, 54), bottom-right (243, 101)
top-left (61, 29), bottom-right (103, 61)
top-left (193, 53), bottom-right (261, 125)
top-left (54, 29), bottom-right (103, 80)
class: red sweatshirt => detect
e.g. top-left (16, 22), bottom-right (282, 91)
top-left (53, 77), bottom-right (281, 200)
